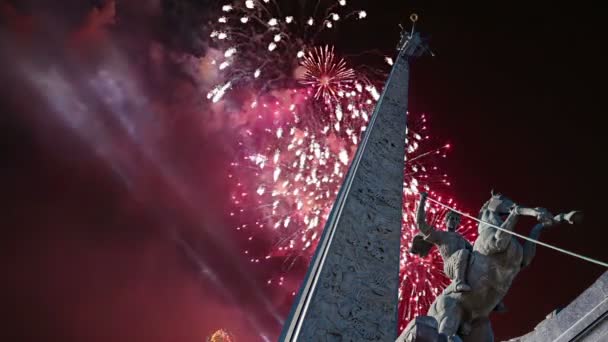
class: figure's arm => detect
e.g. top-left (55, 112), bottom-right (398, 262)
top-left (416, 192), bottom-right (436, 238)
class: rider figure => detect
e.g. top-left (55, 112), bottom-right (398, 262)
top-left (411, 192), bottom-right (472, 292)
top-left (399, 192), bottom-right (582, 342)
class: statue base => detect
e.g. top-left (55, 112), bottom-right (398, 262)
top-left (505, 271), bottom-right (608, 342)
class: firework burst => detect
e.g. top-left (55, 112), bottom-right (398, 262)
top-left (206, 0), bottom-right (370, 101)
top-left (207, 329), bottom-right (235, 342)
top-left (228, 83), bottom-right (375, 269)
top-left (299, 45), bottom-right (356, 102)
top-left (227, 97), bottom-right (477, 326)
top-left (200, 0), bottom-right (475, 332)
top-left (397, 115), bottom-right (478, 326)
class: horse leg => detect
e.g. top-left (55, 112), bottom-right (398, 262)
top-left (521, 223), bottom-right (544, 268)
top-left (462, 317), bottom-right (494, 342)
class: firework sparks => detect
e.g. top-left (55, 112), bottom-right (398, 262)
top-left (228, 95), bottom-right (475, 326)
top-left (207, 329), bottom-right (235, 342)
top-left (299, 45), bottom-right (356, 102)
top-left (397, 116), bottom-right (478, 326)
top-left (207, 0), bottom-right (370, 96)
top-left (228, 85), bottom-right (373, 263)
top-left (200, 0), bottom-right (473, 332)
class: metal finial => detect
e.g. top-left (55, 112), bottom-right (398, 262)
top-left (408, 14), bottom-right (419, 38)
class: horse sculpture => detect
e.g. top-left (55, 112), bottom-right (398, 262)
top-left (397, 192), bottom-right (582, 342)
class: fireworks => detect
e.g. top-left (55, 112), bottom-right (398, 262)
top-left (202, 0), bottom-right (474, 332)
top-left (299, 45), bottom-right (356, 102)
top-left (207, 0), bottom-right (370, 101)
top-left (228, 83), bottom-right (375, 268)
top-left (207, 329), bottom-right (235, 342)
top-left (229, 96), bottom-right (476, 324)
top-left (397, 115), bottom-right (478, 326)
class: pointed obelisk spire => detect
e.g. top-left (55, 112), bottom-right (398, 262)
top-left (279, 16), bottom-right (429, 342)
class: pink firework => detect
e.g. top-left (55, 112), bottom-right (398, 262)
top-left (228, 83), bottom-right (376, 269)
top-left (299, 45), bottom-right (356, 102)
top-left (227, 90), bottom-right (477, 327)
top-left (397, 115), bottom-right (478, 327)
top-left (206, 0), bottom-right (369, 102)
top-left (202, 0), bottom-right (475, 332)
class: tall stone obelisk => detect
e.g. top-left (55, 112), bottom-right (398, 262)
top-left (279, 28), bottom-right (428, 341)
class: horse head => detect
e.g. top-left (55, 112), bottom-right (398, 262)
top-left (474, 191), bottom-right (524, 263)
top-left (477, 191), bottom-right (516, 232)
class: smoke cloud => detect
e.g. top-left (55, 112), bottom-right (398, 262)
top-left (1, 1), bottom-right (283, 340)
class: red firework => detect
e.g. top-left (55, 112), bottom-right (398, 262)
top-left (207, 329), bottom-right (235, 342)
top-left (205, 0), bottom-right (475, 332)
top-left (227, 93), bottom-right (476, 327)
top-left (299, 45), bottom-right (356, 102)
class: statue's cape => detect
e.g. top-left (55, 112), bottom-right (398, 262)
top-left (410, 234), bottom-right (434, 257)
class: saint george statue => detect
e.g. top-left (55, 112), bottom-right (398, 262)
top-left (398, 192), bottom-right (582, 342)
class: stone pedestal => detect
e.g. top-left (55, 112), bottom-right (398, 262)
top-left (505, 271), bottom-right (608, 342)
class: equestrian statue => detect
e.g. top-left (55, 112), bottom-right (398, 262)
top-left (397, 191), bottom-right (582, 342)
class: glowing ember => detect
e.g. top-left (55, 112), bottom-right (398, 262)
top-left (207, 329), bottom-right (235, 342)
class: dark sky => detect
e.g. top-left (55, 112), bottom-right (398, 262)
top-left (1, 0), bottom-right (607, 341)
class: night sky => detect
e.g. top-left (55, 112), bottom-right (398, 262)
top-left (1, 0), bottom-right (606, 341)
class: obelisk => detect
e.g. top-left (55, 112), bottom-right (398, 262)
top-left (279, 27), bottom-right (428, 341)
